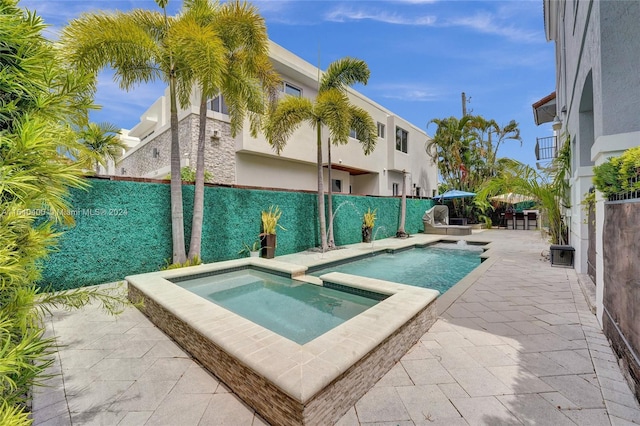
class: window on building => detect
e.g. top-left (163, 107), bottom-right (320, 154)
top-left (377, 122), bottom-right (385, 138)
top-left (395, 126), bottom-right (408, 153)
top-left (332, 179), bottom-right (342, 193)
top-left (392, 183), bottom-right (399, 196)
top-left (283, 82), bottom-right (302, 97)
top-left (349, 128), bottom-right (357, 139)
top-left (207, 95), bottom-right (228, 115)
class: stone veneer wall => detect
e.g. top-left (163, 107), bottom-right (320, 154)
top-left (128, 284), bottom-right (437, 426)
top-left (603, 202), bottom-right (640, 401)
top-left (118, 114), bottom-right (236, 185)
top-left (304, 299), bottom-right (437, 424)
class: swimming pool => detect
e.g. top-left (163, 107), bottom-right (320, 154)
top-left (174, 269), bottom-right (381, 344)
top-left (310, 244), bottom-right (483, 294)
top-left (127, 258), bottom-right (439, 426)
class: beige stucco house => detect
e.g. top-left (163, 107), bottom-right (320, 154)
top-left (105, 41), bottom-right (437, 198)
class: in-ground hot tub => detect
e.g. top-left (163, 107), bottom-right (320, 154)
top-left (127, 258), bottom-right (439, 426)
top-left (174, 268), bottom-right (383, 345)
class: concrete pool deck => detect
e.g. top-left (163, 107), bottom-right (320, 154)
top-left (32, 230), bottom-right (640, 425)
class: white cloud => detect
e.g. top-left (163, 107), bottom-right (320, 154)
top-left (322, 2), bottom-right (540, 43)
top-left (446, 12), bottom-right (539, 43)
top-left (325, 7), bottom-right (437, 25)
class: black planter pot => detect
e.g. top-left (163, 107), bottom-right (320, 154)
top-left (261, 234), bottom-right (276, 259)
top-left (362, 226), bottom-right (372, 243)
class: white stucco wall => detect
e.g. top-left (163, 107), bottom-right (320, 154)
top-left (115, 40), bottom-right (437, 198)
top-left (548, 0), bottom-right (640, 325)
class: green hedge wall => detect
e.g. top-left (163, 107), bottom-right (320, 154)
top-left (40, 179), bottom-right (434, 290)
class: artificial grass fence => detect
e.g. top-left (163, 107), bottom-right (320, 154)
top-left (40, 178), bottom-right (434, 290)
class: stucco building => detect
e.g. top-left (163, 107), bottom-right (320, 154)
top-left (536, 0), bottom-right (640, 398)
top-left (106, 41), bottom-right (437, 198)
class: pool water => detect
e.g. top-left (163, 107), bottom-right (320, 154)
top-left (311, 244), bottom-right (482, 294)
top-left (175, 269), bottom-right (379, 344)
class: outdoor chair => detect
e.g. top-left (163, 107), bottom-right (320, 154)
top-left (504, 212), bottom-right (514, 229)
top-left (515, 212), bottom-right (525, 230)
top-left (527, 212), bottom-right (538, 229)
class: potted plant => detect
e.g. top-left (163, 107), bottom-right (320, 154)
top-left (260, 205), bottom-right (285, 259)
top-left (362, 208), bottom-right (377, 243)
top-left (238, 240), bottom-right (261, 258)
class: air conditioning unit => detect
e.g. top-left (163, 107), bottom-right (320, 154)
top-left (152, 148), bottom-right (159, 158)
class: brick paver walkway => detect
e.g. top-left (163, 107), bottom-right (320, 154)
top-left (32, 230), bottom-right (640, 425)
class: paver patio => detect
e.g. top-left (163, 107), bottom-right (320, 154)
top-left (32, 230), bottom-right (640, 425)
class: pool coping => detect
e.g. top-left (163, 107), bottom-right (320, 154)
top-left (126, 257), bottom-right (439, 425)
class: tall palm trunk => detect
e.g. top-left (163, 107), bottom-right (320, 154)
top-left (396, 169), bottom-right (408, 238)
top-left (188, 96), bottom-right (207, 260)
top-left (327, 137), bottom-right (335, 248)
top-left (169, 74), bottom-right (187, 263)
top-left (159, 0), bottom-right (186, 264)
top-left (317, 126), bottom-right (328, 251)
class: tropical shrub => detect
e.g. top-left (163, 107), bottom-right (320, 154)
top-left (163, 256), bottom-right (202, 270)
top-left (164, 166), bottom-right (213, 183)
top-left (593, 146), bottom-right (640, 198)
top-left (1, 2), bottom-right (128, 422)
top-left (260, 205), bottom-right (285, 235)
top-left (476, 135), bottom-right (572, 245)
top-left (362, 208), bottom-right (377, 228)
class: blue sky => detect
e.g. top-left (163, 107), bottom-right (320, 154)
top-left (22, 0), bottom-right (556, 166)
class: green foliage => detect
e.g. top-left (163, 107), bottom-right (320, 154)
top-left (164, 166), bottom-right (213, 183)
top-left (362, 208), bottom-right (377, 228)
top-left (476, 135), bottom-right (572, 245)
top-left (238, 240), bottom-right (261, 256)
top-left (36, 283), bottom-right (130, 316)
top-left (593, 146), bottom-right (640, 198)
top-left (163, 255), bottom-right (202, 270)
top-left (593, 159), bottom-right (623, 197)
top-left (77, 122), bottom-right (127, 172)
top-left (0, 2), bottom-right (130, 419)
top-left (0, 399), bottom-right (31, 426)
top-left (427, 115), bottom-right (522, 221)
top-left (261, 205), bottom-right (285, 235)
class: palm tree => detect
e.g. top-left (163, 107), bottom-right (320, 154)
top-left (265, 58), bottom-right (376, 252)
top-left (476, 136), bottom-right (571, 244)
top-left (490, 120), bottom-right (522, 168)
top-left (427, 116), bottom-right (474, 191)
top-left (61, 1), bottom-right (220, 264)
top-left (77, 122), bottom-right (127, 172)
top-left (178, 0), bottom-right (279, 261)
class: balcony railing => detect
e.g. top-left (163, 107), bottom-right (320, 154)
top-left (535, 135), bottom-right (557, 161)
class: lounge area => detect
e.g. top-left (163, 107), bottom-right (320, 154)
top-left (422, 205), bottom-right (472, 236)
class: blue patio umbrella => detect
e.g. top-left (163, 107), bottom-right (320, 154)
top-left (433, 189), bottom-right (476, 201)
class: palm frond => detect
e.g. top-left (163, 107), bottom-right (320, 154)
top-left (316, 89), bottom-right (351, 145)
top-left (36, 282), bottom-right (131, 317)
top-left (263, 96), bottom-right (315, 154)
top-left (320, 57), bottom-right (370, 92)
top-left (60, 10), bottom-right (165, 90)
top-left (348, 105), bottom-right (377, 155)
